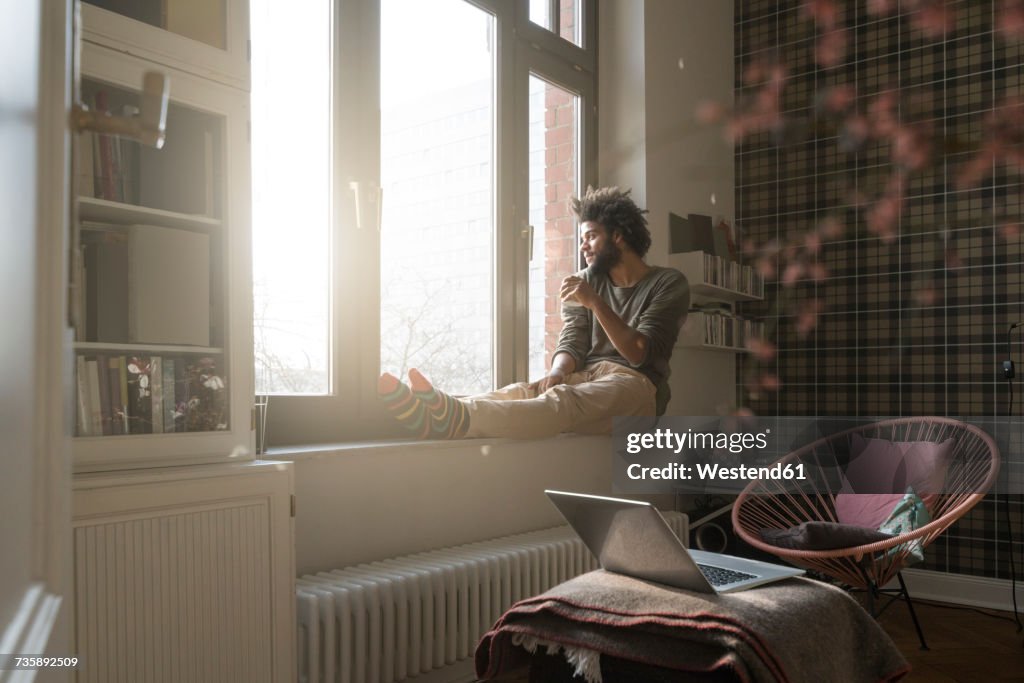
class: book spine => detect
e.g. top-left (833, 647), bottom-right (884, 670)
top-left (91, 129), bottom-right (102, 199)
top-left (93, 90), bottom-right (117, 201)
top-left (86, 358), bottom-right (103, 436)
top-left (76, 356), bottom-right (90, 436)
top-left (162, 358), bottom-right (176, 433)
top-left (117, 357), bottom-right (129, 435)
top-left (126, 356), bottom-right (152, 434)
top-left (151, 356), bottom-right (163, 434)
top-left (77, 131), bottom-right (95, 199)
top-left (173, 359), bottom-right (186, 432)
top-left (107, 357), bottom-right (123, 436)
top-left (96, 354), bottom-right (111, 436)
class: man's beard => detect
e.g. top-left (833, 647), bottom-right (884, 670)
top-left (589, 240), bottom-right (622, 274)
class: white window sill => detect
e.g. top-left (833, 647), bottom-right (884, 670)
top-left (265, 432), bottom-right (609, 462)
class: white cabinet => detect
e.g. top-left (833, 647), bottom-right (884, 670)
top-left (73, 23), bottom-right (252, 472)
top-left (72, 461), bottom-right (295, 683)
top-left (81, 0), bottom-right (249, 90)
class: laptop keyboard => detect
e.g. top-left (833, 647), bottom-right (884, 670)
top-left (697, 563), bottom-right (758, 587)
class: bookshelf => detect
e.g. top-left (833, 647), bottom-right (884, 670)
top-left (669, 251), bottom-right (764, 353)
top-left (73, 28), bottom-right (252, 472)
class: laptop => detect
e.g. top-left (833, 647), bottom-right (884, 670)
top-left (545, 490), bottom-right (804, 593)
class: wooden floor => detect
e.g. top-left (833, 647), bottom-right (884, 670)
top-left (876, 600), bottom-right (1024, 682)
top-left (486, 600), bottom-right (1024, 682)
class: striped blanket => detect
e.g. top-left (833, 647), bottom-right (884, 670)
top-left (475, 570), bottom-right (909, 683)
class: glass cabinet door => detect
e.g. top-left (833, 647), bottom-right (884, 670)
top-left (82, 0), bottom-right (248, 90)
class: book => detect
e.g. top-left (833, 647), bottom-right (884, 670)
top-left (139, 118), bottom-right (214, 215)
top-left (86, 227), bottom-right (130, 342)
top-left (71, 243), bottom-right (87, 341)
top-left (95, 354), bottom-right (111, 436)
top-left (151, 356), bottom-right (163, 434)
top-left (173, 359), bottom-right (186, 432)
top-left (162, 359), bottom-right (176, 432)
top-left (85, 358), bottom-right (103, 436)
top-left (669, 212), bottom-right (715, 254)
top-left (76, 131), bottom-right (95, 199)
top-left (165, 0), bottom-right (227, 49)
top-left (120, 105), bottom-right (140, 204)
top-left (93, 90), bottom-right (117, 201)
top-left (76, 356), bottom-right (90, 436)
top-left (126, 356), bottom-right (152, 434)
top-left (128, 225), bottom-right (210, 346)
top-left (108, 356), bottom-right (124, 435)
top-left (117, 356), bottom-right (129, 433)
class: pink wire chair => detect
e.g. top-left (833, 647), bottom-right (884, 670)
top-left (731, 417), bottom-right (1000, 649)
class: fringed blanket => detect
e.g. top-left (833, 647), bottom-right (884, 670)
top-left (475, 570), bottom-right (909, 683)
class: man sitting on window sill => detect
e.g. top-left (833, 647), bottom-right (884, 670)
top-left (377, 186), bottom-right (689, 439)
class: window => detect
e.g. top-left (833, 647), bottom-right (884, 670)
top-left (380, 0), bottom-right (494, 395)
top-left (251, 0), bottom-right (331, 396)
top-left (252, 0), bottom-right (596, 445)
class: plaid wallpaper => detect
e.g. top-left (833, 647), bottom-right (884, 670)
top-left (734, 0), bottom-right (1022, 580)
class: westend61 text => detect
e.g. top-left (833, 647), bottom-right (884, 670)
top-left (627, 462), bottom-right (806, 481)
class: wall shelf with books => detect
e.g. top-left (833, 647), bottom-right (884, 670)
top-left (676, 310), bottom-right (766, 353)
top-left (668, 250), bottom-right (764, 302)
top-left (73, 39), bottom-right (252, 472)
top-left (669, 251), bottom-right (765, 354)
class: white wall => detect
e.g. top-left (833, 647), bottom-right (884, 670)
top-left (599, 0), bottom-right (737, 416)
top-left (283, 436), bottom-right (613, 574)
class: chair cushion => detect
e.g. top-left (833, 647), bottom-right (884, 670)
top-left (877, 487), bottom-right (932, 563)
top-left (900, 438), bottom-right (956, 494)
top-left (847, 435), bottom-right (956, 512)
top-left (834, 490), bottom-right (906, 528)
top-left (759, 521), bottom-right (893, 550)
top-left (844, 434), bottom-right (907, 493)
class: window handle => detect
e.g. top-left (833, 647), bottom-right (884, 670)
top-left (70, 71), bottom-right (169, 149)
top-left (523, 224), bottom-right (535, 261)
top-left (349, 181), bottom-right (383, 231)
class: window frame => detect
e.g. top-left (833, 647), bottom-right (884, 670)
top-left (260, 0), bottom-right (596, 446)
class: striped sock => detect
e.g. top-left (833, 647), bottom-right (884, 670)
top-left (377, 373), bottom-right (430, 438)
top-left (409, 368), bottom-right (470, 439)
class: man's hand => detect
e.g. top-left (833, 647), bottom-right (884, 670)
top-left (529, 371), bottom-right (566, 393)
top-left (560, 275), bottom-right (599, 309)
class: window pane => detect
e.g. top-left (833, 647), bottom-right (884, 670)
top-left (528, 75), bottom-right (579, 380)
top-left (251, 0), bottom-right (331, 395)
top-left (380, 0), bottom-right (494, 395)
top-left (529, 0), bottom-right (550, 30)
top-left (559, 0), bottom-right (580, 45)
top-left (529, 0), bottom-right (582, 47)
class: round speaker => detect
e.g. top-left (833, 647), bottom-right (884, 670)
top-left (693, 522), bottom-right (730, 554)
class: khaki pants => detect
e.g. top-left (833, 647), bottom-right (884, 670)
top-left (464, 360), bottom-right (656, 439)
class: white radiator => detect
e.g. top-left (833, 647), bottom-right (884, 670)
top-left (296, 512), bottom-right (688, 683)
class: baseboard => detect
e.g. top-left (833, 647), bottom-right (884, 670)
top-left (893, 568), bottom-right (1024, 612)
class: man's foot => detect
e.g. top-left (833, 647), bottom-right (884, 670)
top-left (409, 368), bottom-right (470, 439)
top-left (377, 373), bottom-right (429, 438)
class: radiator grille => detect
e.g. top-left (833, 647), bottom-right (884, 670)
top-left (297, 513), bottom-right (687, 683)
top-left (74, 503), bottom-right (273, 683)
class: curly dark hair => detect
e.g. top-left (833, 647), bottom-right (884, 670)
top-left (569, 186), bottom-right (651, 257)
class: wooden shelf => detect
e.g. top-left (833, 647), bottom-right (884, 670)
top-left (74, 341), bottom-right (223, 355)
top-left (78, 196), bottom-right (221, 232)
top-left (691, 282), bottom-right (763, 302)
